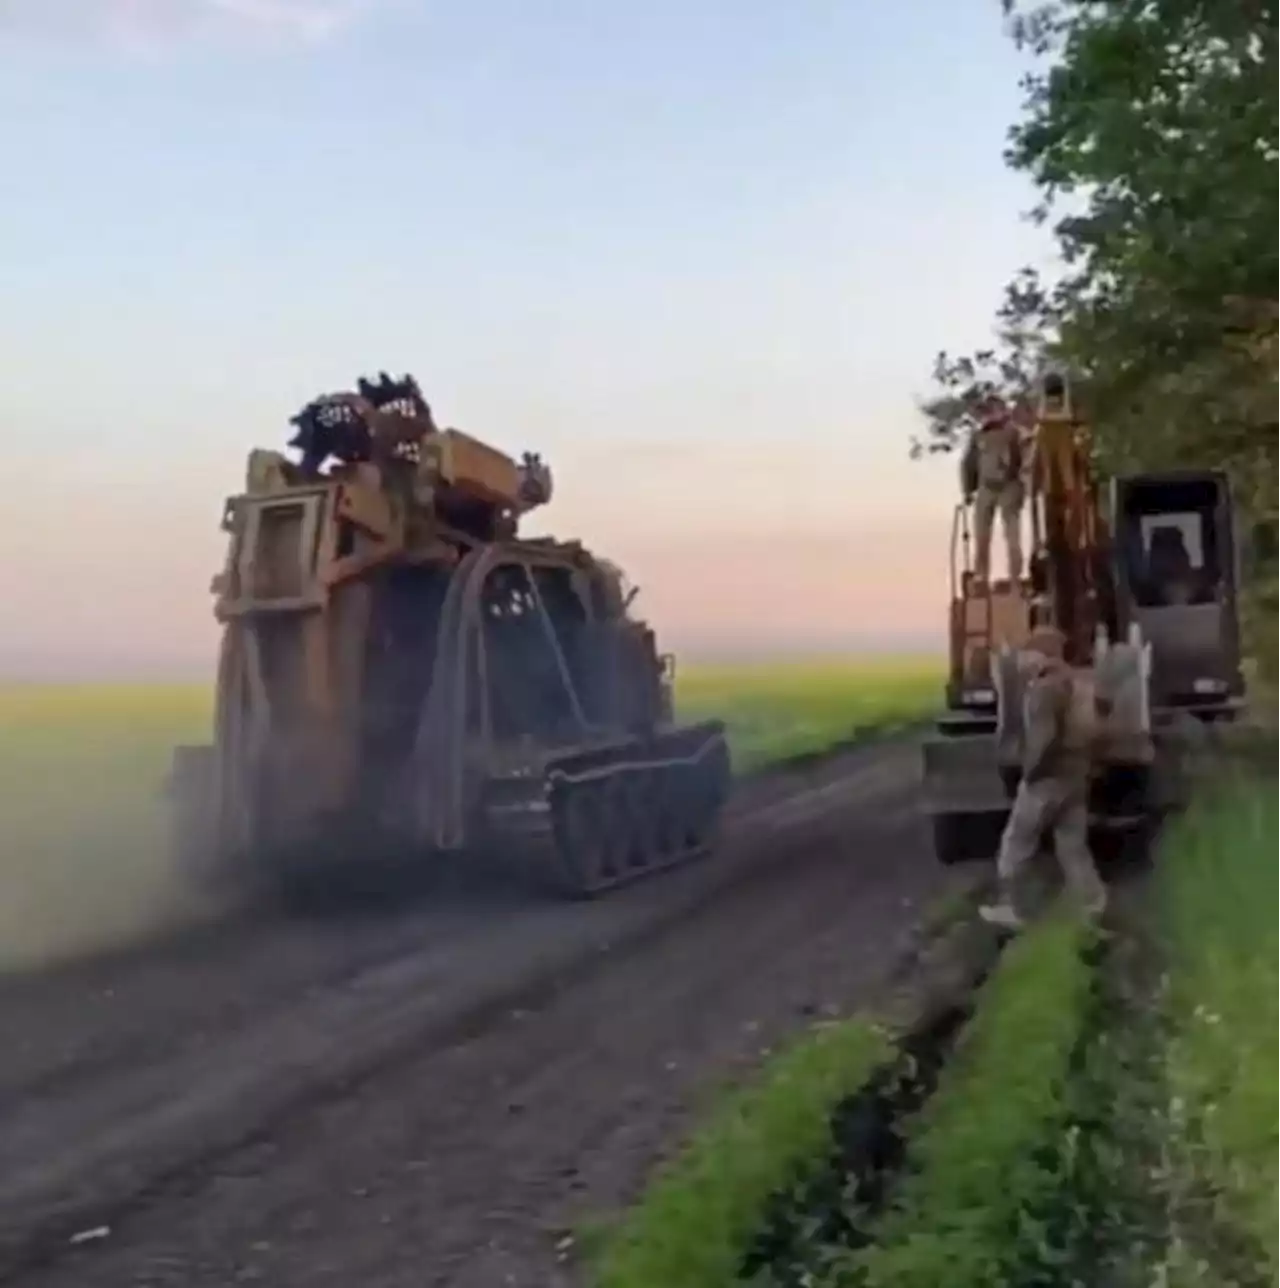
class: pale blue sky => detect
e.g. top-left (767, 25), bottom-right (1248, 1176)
top-left (1, 1), bottom-right (1053, 674)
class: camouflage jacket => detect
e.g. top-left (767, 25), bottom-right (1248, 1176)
top-left (1021, 661), bottom-right (1093, 784)
top-left (961, 421), bottom-right (1023, 495)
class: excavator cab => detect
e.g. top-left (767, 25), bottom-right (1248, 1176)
top-left (1110, 470), bottom-right (1246, 717)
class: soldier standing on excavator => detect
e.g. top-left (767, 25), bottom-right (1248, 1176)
top-left (979, 626), bottom-right (1108, 931)
top-left (961, 394), bottom-right (1025, 585)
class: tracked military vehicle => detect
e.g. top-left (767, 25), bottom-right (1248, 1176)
top-left (169, 374), bottom-right (730, 898)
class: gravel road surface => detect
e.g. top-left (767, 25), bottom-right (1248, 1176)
top-left (0, 737), bottom-right (970, 1288)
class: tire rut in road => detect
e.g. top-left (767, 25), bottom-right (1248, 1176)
top-left (0, 880), bottom-right (530, 1113)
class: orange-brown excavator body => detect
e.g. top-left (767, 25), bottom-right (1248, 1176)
top-left (923, 373), bottom-right (1245, 864)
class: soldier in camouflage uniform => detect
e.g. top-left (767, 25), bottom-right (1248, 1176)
top-left (961, 397), bottom-right (1025, 584)
top-left (980, 626), bottom-right (1108, 931)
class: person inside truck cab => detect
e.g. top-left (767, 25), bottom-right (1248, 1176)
top-left (1145, 523), bottom-right (1212, 606)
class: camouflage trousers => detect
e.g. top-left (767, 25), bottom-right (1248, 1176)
top-left (972, 481), bottom-right (1024, 582)
top-left (996, 775), bottom-right (1107, 914)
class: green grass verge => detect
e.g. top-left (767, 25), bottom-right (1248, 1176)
top-left (834, 910), bottom-right (1095, 1288)
top-left (1155, 775), bottom-right (1278, 1282)
top-left (591, 1019), bottom-right (892, 1288)
top-left (677, 657), bottom-right (940, 771)
top-left (1053, 926), bottom-right (1169, 1288)
top-left (593, 908), bottom-right (1095, 1288)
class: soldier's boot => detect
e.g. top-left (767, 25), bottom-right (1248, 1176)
top-left (978, 900), bottom-right (1026, 932)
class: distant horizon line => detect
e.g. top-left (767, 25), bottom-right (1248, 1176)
top-left (0, 637), bottom-right (944, 685)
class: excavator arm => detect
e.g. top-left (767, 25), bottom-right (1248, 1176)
top-left (1024, 384), bottom-right (1109, 661)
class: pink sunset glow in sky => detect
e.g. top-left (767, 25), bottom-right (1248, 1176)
top-left (1, 1), bottom-right (1051, 677)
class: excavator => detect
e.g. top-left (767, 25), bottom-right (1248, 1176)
top-left (920, 372), bottom-right (1247, 863)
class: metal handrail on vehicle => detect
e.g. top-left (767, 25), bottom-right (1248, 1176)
top-left (950, 500), bottom-right (999, 682)
top-left (949, 501), bottom-right (972, 603)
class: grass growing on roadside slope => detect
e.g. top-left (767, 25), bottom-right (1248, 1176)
top-left (592, 1020), bottom-right (892, 1288)
top-left (592, 910), bottom-right (1097, 1288)
top-left (678, 657), bottom-right (940, 771)
top-left (1156, 775), bottom-right (1278, 1282)
top-left (837, 910), bottom-right (1095, 1288)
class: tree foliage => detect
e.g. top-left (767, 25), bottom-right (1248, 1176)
top-left (919, 0), bottom-right (1279, 524)
top-left (910, 269), bottom-right (1054, 459)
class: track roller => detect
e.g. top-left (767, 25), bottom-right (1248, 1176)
top-left (546, 723), bottom-right (730, 897)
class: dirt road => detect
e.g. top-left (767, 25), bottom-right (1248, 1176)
top-left (0, 738), bottom-right (970, 1288)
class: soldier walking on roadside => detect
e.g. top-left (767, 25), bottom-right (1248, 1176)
top-left (979, 626), bottom-right (1108, 931)
top-left (961, 395), bottom-right (1026, 585)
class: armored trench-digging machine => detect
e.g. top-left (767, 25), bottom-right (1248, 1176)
top-left (922, 374), bottom-right (1247, 864)
top-left (168, 374), bottom-right (731, 900)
